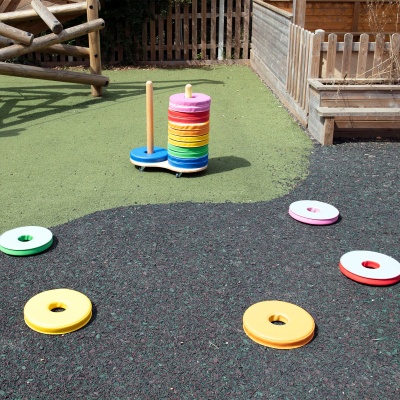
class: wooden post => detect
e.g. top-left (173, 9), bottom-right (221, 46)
top-left (0, 19), bottom-right (105, 61)
top-left (31, 0), bottom-right (63, 34)
top-left (146, 81), bottom-right (154, 155)
top-left (87, 0), bottom-right (103, 97)
top-left (293, 0), bottom-right (306, 28)
top-left (0, 22), bottom-right (33, 45)
top-left (0, 61), bottom-right (109, 87)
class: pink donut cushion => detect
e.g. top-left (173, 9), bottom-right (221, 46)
top-left (169, 93), bottom-right (211, 113)
top-left (288, 210), bottom-right (339, 225)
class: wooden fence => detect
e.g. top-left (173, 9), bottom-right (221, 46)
top-left (14, 0), bottom-right (252, 66)
top-left (139, 0), bottom-right (252, 63)
top-left (320, 31), bottom-right (400, 79)
top-left (286, 23), bottom-right (321, 112)
top-left (286, 22), bottom-right (400, 113)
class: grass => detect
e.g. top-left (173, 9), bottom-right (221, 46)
top-left (0, 65), bottom-right (313, 232)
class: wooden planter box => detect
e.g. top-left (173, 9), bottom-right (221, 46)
top-left (308, 79), bottom-right (400, 144)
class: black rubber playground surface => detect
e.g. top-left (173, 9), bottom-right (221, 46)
top-left (0, 140), bottom-right (399, 399)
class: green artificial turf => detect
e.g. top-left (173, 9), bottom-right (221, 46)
top-left (0, 65), bottom-right (312, 232)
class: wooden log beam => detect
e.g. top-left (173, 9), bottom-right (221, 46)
top-left (0, 0), bottom-right (13, 14)
top-left (39, 43), bottom-right (90, 58)
top-left (0, 61), bottom-right (109, 87)
top-left (0, 21), bottom-right (34, 45)
top-left (31, 0), bottom-right (63, 34)
top-left (0, 38), bottom-right (90, 58)
top-left (0, 18), bottom-right (105, 61)
top-left (0, 34), bottom-right (14, 47)
top-left (0, 2), bottom-right (87, 24)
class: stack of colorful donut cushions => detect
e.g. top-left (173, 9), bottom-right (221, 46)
top-left (167, 92), bottom-right (211, 169)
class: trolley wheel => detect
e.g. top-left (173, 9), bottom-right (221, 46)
top-left (176, 172), bottom-right (182, 178)
top-left (138, 166), bottom-right (145, 172)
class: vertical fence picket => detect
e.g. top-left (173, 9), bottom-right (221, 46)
top-left (175, 4), bottom-right (181, 60)
top-left (286, 23), bottom-right (294, 95)
top-left (150, 3), bottom-right (156, 61)
top-left (314, 30), bottom-right (325, 78)
top-left (158, 16), bottom-right (165, 61)
top-left (226, 0), bottom-right (233, 59)
top-left (192, 0), bottom-right (198, 59)
top-left (390, 33), bottom-right (400, 78)
top-left (296, 28), bottom-right (305, 103)
top-left (299, 28), bottom-right (307, 105)
top-left (372, 33), bottom-right (385, 77)
top-left (341, 33), bottom-right (353, 79)
top-left (234, 0), bottom-right (241, 59)
top-left (142, 20), bottom-right (148, 62)
top-left (211, 0), bottom-right (217, 60)
top-left (325, 33), bottom-right (337, 79)
top-left (292, 25), bottom-right (301, 97)
top-left (201, 0), bottom-right (207, 59)
top-left (183, 3), bottom-right (189, 60)
top-left (167, 6), bottom-right (173, 60)
top-left (290, 25), bottom-right (298, 96)
top-left (356, 33), bottom-right (369, 78)
top-left (302, 30), bottom-right (312, 110)
top-left (243, 0), bottom-right (251, 60)
top-left (304, 33), bottom-right (323, 113)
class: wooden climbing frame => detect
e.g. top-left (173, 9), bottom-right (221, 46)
top-left (0, 0), bottom-right (108, 96)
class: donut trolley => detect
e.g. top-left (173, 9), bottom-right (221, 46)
top-left (130, 81), bottom-right (211, 178)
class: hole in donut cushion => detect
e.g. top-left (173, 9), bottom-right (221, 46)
top-left (49, 302), bottom-right (67, 312)
top-left (307, 207), bottom-right (320, 213)
top-left (362, 260), bottom-right (380, 269)
top-left (269, 315), bottom-right (288, 326)
top-left (18, 235), bottom-right (33, 242)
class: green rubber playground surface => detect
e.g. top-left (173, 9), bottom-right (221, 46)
top-left (0, 65), bottom-right (312, 232)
